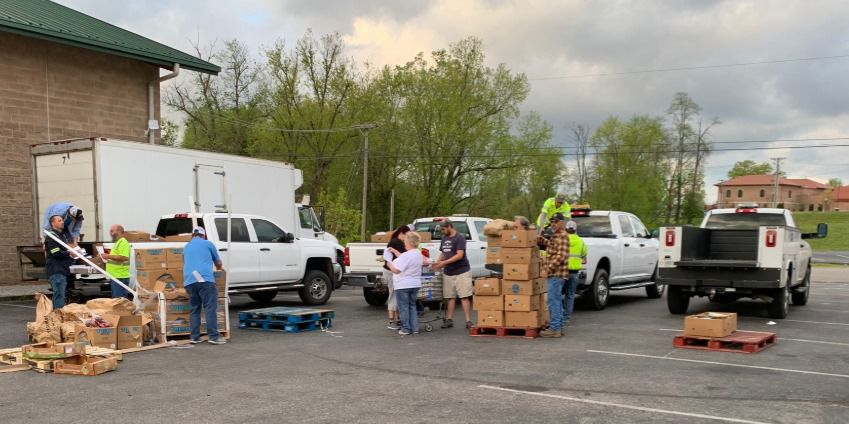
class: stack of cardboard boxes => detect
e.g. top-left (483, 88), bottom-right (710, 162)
top-left (474, 229), bottom-right (549, 329)
top-left (22, 342), bottom-right (118, 376)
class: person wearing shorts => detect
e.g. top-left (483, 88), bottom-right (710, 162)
top-left (432, 221), bottom-right (473, 329)
top-left (383, 225), bottom-right (410, 330)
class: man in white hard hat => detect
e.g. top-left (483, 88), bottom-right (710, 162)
top-left (183, 226), bottom-right (225, 344)
top-left (536, 193), bottom-right (571, 234)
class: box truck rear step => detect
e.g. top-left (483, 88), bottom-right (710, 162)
top-left (469, 326), bottom-right (540, 339)
top-left (673, 330), bottom-right (777, 354)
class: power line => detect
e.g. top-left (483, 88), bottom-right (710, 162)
top-left (528, 53), bottom-right (849, 81)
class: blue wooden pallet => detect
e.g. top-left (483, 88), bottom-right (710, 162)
top-left (239, 317), bottom-right (332, 333)
top-left (238, 307), bottom-right (335, 324)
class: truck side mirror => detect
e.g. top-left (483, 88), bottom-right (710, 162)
top-left (817, 223), bottom-right (828, 237)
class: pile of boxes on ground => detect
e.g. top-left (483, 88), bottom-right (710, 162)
top-left (473, 228), bottom-right (550, 329)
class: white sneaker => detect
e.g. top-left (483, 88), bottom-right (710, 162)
top-left (398, 329), bottom-right (411, 336)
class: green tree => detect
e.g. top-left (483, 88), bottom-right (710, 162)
top-left (727, 160), bottom-right (773, 178)
top-left (320, 187), bottom-right (361, 245)
top-left (828, 178), bottom-right (843, 188)
top-left (159, 118), bottom-right (180, 147)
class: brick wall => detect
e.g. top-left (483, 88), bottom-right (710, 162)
top-left (0, 32), bottom-right (161, 285)
top-left (716, 184), bottom-right (828, 211)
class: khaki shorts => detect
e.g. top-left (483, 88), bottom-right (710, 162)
top-left (443, 271), bottom-right (473, 299)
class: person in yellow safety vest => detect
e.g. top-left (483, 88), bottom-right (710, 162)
top-left (536, 193), bottom-right (571, 234)
top-left (563, 220), bottom-right (586, 323)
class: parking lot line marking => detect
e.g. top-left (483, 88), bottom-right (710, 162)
top-left (478, 385), bottom-right (770, 424)
top-left (783, 319), bottom-right (849, 326)
top-left (0, 303), bottom-right (35, 309)
top-left (587, 350), bottom-right (849, 379)
top-left (657, 329), bottom-right (849, 347)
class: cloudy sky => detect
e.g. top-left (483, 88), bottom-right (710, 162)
top-left (59, 0), bottom-right (849, 202)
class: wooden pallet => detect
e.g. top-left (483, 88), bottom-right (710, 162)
top-left (238, 307), bottom-right (335, 324)
top-left (468, 326), bottom-right (540, 339)
top-left (239, 318), bottom-right (332, 333)
top-left (673, 331), bottom-right (777, 354)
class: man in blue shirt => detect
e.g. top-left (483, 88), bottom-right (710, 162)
top-left (183, 227), bottom-right (225, 344)
top-left (43, 202), bottom-right (84, 244)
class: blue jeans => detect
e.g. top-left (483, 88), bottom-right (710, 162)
top-left (563, 272), bottom-right (579, 321)
top-left (111, 277), bottom-right (131, 299)
top-left (48, 274), bottom-right (67, 309)
top-left (396, 288), bottom-right (420, 333)
top-left (546, 276), bottom-right (565, 331)
top-left (186, 282), bottom-right (219, 341)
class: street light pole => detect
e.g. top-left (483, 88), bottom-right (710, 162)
top-left (354, 123), bottom-right (378, 241)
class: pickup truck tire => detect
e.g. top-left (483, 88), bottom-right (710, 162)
top-left (791, 266), bottom-right (811, 306)
top-left (249, 290), bottom-right (278, 304)
top-left (299, 270), bottom-right (332, 306)
top-left (645, 267), bottom-right (665, 299)
top-left (667, 286), bottom-right (690, 314)
top-left (767, 277), bottom-right (790, 319)
top-left (584, 269), bottom-right (610, 310)
top-left (363, 287), bottom-right (389, 307)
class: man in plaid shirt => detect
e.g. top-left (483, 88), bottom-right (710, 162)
top-left (538, 212), bottom-right (570, 338)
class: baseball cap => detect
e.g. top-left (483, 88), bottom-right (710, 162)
top-left (565, 220), bottom-right (577, 231)
top-left (551, 212), bottom-right (567, 222)
top-left (555, 193), bottom-right (566, 202)
top-left (192, 226), bottom-right (206, 236)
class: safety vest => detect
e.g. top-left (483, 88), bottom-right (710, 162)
top-left (567, 233), bottom-right (587, 271)
top-left (537, 197), bottom-right (572, 226)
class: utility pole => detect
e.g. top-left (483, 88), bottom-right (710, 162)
top-left (389, 188), bottom-right (395, 230)
top-left (771, 157), bottom-right (785, 207)
top-left (354, 123), bottom-right (378, 241)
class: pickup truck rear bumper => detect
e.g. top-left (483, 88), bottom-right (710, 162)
top-left (343, 272), bottom-right (384, 288)
top-left (659, 267), bottom-right (782, 289)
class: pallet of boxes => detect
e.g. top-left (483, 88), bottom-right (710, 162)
top-left (471, 228), bottom-right (549, 338)
top-left (134, 242), bottom-right (230, 343)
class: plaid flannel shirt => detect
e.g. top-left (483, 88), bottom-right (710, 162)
top-left (542, 230), bottom-right (570, 279)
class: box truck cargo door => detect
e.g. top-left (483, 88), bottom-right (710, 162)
top-left (34, 151), bottom-right (98, 241)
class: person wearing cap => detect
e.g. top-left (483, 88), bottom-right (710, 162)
top-left (44, 215), bottom-right (79, 309)
top-left (42, 202), bottom-right (85, 244)
top-left (536, 212), bottom-right (570, 338)
top-left (513, 216), bottom-right (531, 231)
top-left (564, 220), bottom-right (587, 323)
top-left (183, 226), bottom-right (226, 345)
top-left (536, 193), bottom-right (571, 233)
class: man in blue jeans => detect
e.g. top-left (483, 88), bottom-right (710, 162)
top-left (537, 213), bottom-right (570, 338)
top-left (183, 227), bottom-right (225, 344)
top-left (44, 215), bottom-right (77, 309)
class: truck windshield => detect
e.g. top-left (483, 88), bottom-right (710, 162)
top-left (571, 216), bottom-right (613, 238)
top-left (414, 222), bottom-right (471, 241)
top-left (156, 218), bottom-right (205, 237)
top-left (704, 213), bottom-right (788, 229)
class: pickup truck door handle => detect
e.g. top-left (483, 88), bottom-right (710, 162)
top-left (639, 244), bottom-right (645, 247)
top-left (260, 248), bottom-right (271, 252)
top-left (800, 244), bottom-right (805, 248)
top-left (480, 246), bottom-right (486, 250)
top-left (218, 248), bottom-right (228, 252)
top-left (624, 243), bottom-right (631, 247)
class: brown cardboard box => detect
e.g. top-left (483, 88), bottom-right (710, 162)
top-left (115, 315), bottom-right (143, 350)
top-left (136, 269), bottom-right (182, 290)
top-left (487, 236), bottom-right (502, 247)
top-left (54, 355), bottom-right (118, 376)
top-left (684, 312), bottom-right (738, 338)
top-left (145, 299), bottom-right (192, 314)
top-left (474, 277), bottom-right (501, 295)
top-left (501, 230), bottom-right (538, 248)
top-left (540, 305), bottom-right (550, 324)
top-left (165, 247), bottom-right (184, 268)
top-left (505, 311), bottom-right (544, 328)
top-left (370, 232), bottom-right (392, 243)
top-left (534, 278), bottom-right (548, 294)
top-left (135, 249), bottom-right (167, 270)
top-left (504, 294), bottom-right (540, 312)
top-left (485, 246), bottom-right (502, 264)
top-left (415, 232), bottom-right (432, 243)
top-left (477, 310), bottom-right (504, 327)
top-left (502, 279), bottom-right (543, 296)
top-left (124, 231), bottom-right (161, 243)
top-left (504, 261), bottom-right (540, 280)
top-left (214, 270), bottom-right (227, 294)
top-left (22, 342), bottom-right (85, 359)
top-left (154, 311), bottom-right (226, 335)
top-left (74, 325), bottom-right (117, 350)
top-left (473, 295), bottom-right (504, 311)
top-left (500, 247), bottom-right (540, 264)
top-left (164, 234), bottom-right (192, 242)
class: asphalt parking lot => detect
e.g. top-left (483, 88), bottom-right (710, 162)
top-left (1, 270), bottom-right (848, 424)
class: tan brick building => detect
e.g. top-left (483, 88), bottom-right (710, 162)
top-left (0, 1), bottom-right (218, 285)
top-left (831, 186), bottom-right (849, 212)
top-left (715, 175), bottom-right (830, 211)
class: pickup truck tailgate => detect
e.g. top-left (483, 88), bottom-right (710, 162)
top-left (347, 243), bottom-right (386, 273)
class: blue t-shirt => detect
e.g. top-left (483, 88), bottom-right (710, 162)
top-left (182, 237), bottom-right (221, 287)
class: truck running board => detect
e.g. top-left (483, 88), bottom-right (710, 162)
top-left (609, 281), bottom-right (656, 291)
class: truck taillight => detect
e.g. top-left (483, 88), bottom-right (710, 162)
top-left (765, 230), bottom-right (777, 247)
top-left (174, 213), bottom-right (189, 218)
top-left (343, 247), bottom-right (350, 266)
top-left (665, 230), bottom-right (675, 247)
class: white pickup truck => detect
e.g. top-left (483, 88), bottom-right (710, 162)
top-left (344, 216), bottom-right (492, 306)
top-left (134, 212), bottom-right (342, 305)
top-left (568, 207), bottom-right (663, 310)
top-left (657, 206), bottom-right (827, 319)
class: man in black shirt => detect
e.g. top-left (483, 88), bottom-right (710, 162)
top-left (432, 221), bottom-right (473, 329)
top-left (44, 215), bottom-right (77, 309)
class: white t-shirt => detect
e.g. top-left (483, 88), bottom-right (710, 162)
top-left (389, 249), bottom-right (423, 290)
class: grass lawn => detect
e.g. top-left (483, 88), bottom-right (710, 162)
top-left (793, 211), bottom-right (849, 251)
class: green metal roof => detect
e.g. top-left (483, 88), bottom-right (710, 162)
top-left (0, 0), bottom-right (219, 74)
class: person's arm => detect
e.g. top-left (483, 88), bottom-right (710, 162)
top-left (436, 236), bottom-right (466, 267)
top-left (102, 239), bottom-right (128, 263)
top-left (209, 241), bottom-right (224, 270)
top-left (45, 237), bottom-right (71, 259)
top-left (386, 252), bottom-right (409, 274)
top-left (70, 219), bottom-right (83, 242)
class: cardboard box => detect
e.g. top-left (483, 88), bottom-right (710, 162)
top-left (54, 355), bottom-right (118, 376)
top-left (115, 315), bottom-right (143, 350)
top-left (504, 261), bottom-right (540, 281)
top-left (502, 279), bottom-right (543, 296)
top-left (22, 342), bottom-right (85, 359)
top-left (487, 236), bottom-right (502, 247)
top-left (136, 269), bottom-right (182, 290)
top-left (154, 312), bottom-right (226, 335)
top-left (477, 310), bottom-right (504, 327)
top-left (164, 234), bottom-right (192, 242)
top-left (74, 325), bottom-right (117, 350)
top-left (165, 247), bottom-right (184, 268)
top-left (684, 312), bottom-right (738, 338)
top-left (485, 246), bottom-right (501, 264)
top-left (214, 270), bottom-right (227, 294)
top-left (370, 232), bottom-right (392, 243)
top-left (504, 294), bottom-right (540, 312)
top-left (473, 295), bottom-right (504, 311)
top-left (534, 278), bottom-right (548, 294)
top-left (501, 230), bottom-right (538, 248)
top-left (500, 247), bottom-right (540, 264)
top-left (135, 249), bottom-right (167, 270)
top-left (474, 277), bottom-right (501, 295)
top-left (124, 231), bottom-right (161, 243)
top-left (505, 311), bottom-right (544, 328)
top-left (415, 232), bottom-right (432, 243)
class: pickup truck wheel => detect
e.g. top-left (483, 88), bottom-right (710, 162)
top-left (363, 287), bottom-right (389, 307)
top-left (585, 269), bottom-right (610, 310)
top-left (767, 282), bottom-right (790, 319)
top-left (791, 266), bottom-right (811, 306)
top-left (645, 268), bottom-right (665, 299)
top-left (299, 270), bottom-right (332, 306)
top-left (667, 286), bottom-right (690, 314)
top-left (249, 290), bottom-right (278, 304)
